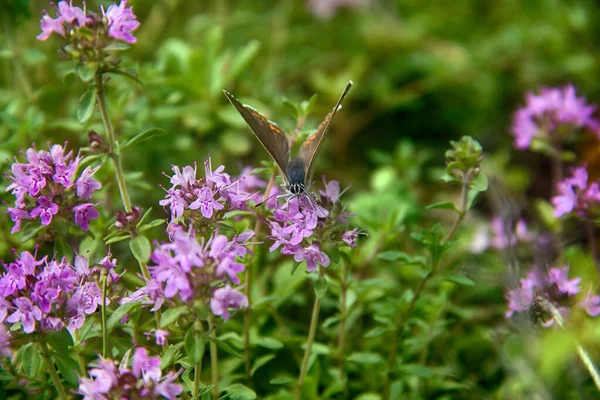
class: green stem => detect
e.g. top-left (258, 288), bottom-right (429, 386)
top-left (94, 70), bottom-right (132, 213)
top-left (383, 180), bottom-right (470, 399)
top-left (244, 172), bottom-right (277, 380)
top-left (294, 276), bottom-right (323, 400)
top-left (101, 269), bottom-right (109, 358)
top-left (337, 260), bottom-right (348, 362)
top-left (193, 359), bottom-right (203, 400)
top-left (39, 339), bottom-right (68, 400)
top-left (72, 331), bottom-right (87, 375)
top-left (209, 319), bottom-right (219, 400)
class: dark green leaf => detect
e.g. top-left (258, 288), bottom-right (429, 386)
top-left (120, 128), bottom-right (167, 150)
top-left (52, 352), bottom-right (80, 385)
top-left (0, 367), bottom-right (13, 381)
top-left (400, 364), bottom-right (434, 378)
top-left (207, 336), bottom-right (243, 359)
top-left (426, 201), bottom-right (458, 211)
top-left (107, 302), bottom-right (141, 330)
top-left (291, 261), bottom-right (301, 276)
top-left (364, 327), bottom-right (390, 338)
top-left (184, 329), bottom-right (205, 364)
top-left (129, 235), bottom-right (151, 264)
top-left (445, 274), bottom-right (476, 286)
top-left (20, 222), bottom-right (46, 242)
top-left (270, 376), bottom-right (294, 385)
top-left (251, 354), bottom-right (276, 376)
top-left (76, 64), bottom-right (97, 83)
top-left (105, 233), bottom-right (131, 245)
top-left (160, 306), bottom-right (188, 328)
top-left (139, 219), bottom-right (166, 232)
top-left (314, 275), bottom-right (328, 299)
top-left (222, 383), bottom-right (257, 400)
top-left (347, 352), bottom-right (384, 364)
top-left (77, 89), bottom-right (96, 124)
top-left (256, 337), bottom-right (283, 350)
top-left (21, 343), bottom-right (41, 378)
top-left (46, 328), bottom-right (73, 354)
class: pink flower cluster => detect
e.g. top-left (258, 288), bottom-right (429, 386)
top-left (78, 348), bottom-right (182, 400)
top-left (506, 265), bottom-right (600, 321)
top-left (37, 0), bottom-right (140, 43)
top-left (552, 165), bottom-right (600, 218)
top-left (511, 85), bottom-right (600, 150)
top-left (122, 226), bottom-right (252, 320)
top-left (159, 157), bottom-right (262, 225)
top-left (5, 143), bottom-right (101, 233)
top-left (0, 251), bottom-right (109, 334)
top-left (268, 178), bottom-right (358, 273)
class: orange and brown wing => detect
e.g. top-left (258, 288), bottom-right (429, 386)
top-left (300, 81), bottom-right (353, 180)
top-left (223, 90), bottom-right (290, 180)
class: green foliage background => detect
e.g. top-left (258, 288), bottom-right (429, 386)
top-left (2, 0), bottom-right (600, 398)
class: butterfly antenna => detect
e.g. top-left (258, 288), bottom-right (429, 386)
top-left (254, 191), bottom-right (283, 208)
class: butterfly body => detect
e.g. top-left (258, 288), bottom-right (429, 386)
top-left (223, 81), bottom-right (353, 202)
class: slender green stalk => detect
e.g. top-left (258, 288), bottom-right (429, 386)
top-left (383, 180), bottom-right (470, 399)
top-left (94, 70), bottom-right (132, 213)
top-left (337, 260), bottom-right (349, 362)
top-left (209, 319), bottom-right (219, 400)
top-left (101, 269), bottom-right (109, 358)
top-left (72, 331), bottom-right (87, 375)
top-left (244, 172), bottom-right (277, 380)
top-left (294, 277), bottom-right (323, 400)
top-left (39, 339), bottom-right (68, 400)
top-left (192, 322), bottom-right (205, 400)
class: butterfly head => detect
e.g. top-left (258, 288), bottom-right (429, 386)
top-left (286, 157), bottom-right (307, 194)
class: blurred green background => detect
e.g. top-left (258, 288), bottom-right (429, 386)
top-left (3, 0), bottom-right (600, 398)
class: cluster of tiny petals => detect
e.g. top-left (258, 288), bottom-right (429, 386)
top-left (78, 348), bottom-right (182, 400)
top-left (159, 157), bottom-right (261, 225)
top-left (0, 251), bottom-right (107, 334)
top-left (122, 226), bottom-right (252, 320)
top-left (552, 165), bottom-right (600, 218)
top-left (506, 265), bottom-right (600, 321)
top-left (511, 84), bottom-right (600, 150)
top-left (268, 178), bottom-right (358, 273)
top-left (37, 0), bottom-right (140, 43)
top-left (4, 143), bottom-right (101, 233)
top-left (471, 217), bottom-right (532, 253)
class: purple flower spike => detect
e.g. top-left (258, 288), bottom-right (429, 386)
top-left (210, 285), bottom-right (248, 320)
top-left (58, 1), bottom-right (85, 25)
top-left (132, 347), bottom-right (162, 383)
top-left (104, 0), bottom-right (140, 44)
top-left (189, 187), bottom-right (224, 218)
top-left (552, 165), bottom-right (600, 218)
top-left (30, 196), bottom-right (59, 225)
top-left (76, 165), bottom-right (102, 200)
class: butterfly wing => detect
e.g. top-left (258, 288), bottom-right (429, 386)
top-left (300, 81), bottom-right (353, 182)
top-left (223, 90), bottom-right (290, 180)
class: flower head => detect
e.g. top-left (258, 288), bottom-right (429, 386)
top-left (104, 0), bottom-right (140, 43)
top-left (210, 285), bottom-right (248, 320)
top-left (552, 165), bottom-right (600, 218)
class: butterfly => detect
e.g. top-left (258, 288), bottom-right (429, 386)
top-left (223, 81), bottom-right (353, 210)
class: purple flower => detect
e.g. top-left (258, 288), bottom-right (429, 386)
top-left (76, 166), bottom-right (102, 200)
top-left (6, 297), bottom-right (42, 334)
top-left (0, 325), bottom-right (11, 358)
top-left (104, 0), bottom-right (140, 44)
top-left (78, 359), bottom-right (119, 399)
top-left (73, 203), bottom-right (100, 231)
top-left (307, 0), bottom-right (368, 19)
top-left (57, 1), bottom-right (85, 25)
top-left (341, 228), bottom-right (360, 248)
top-left (6, 207), bottom-right (31, 234)
top-left (511, 85), bottom-right (600, 150)
top-left (189, 187), bottom-right (224, 218)
top-left (210, 285), bottom-right (248, 320)
top-left (146, 329), bottom-right (169, 346)
top-left (30, 196), bottom-right (59, 225)
top-left (552, 165), bottom-right (600, 217)
top-left (294, 243), bottom-right (330, 273)
top-left (505, 264), bottom-right (598, 321)
top-left (132, 347), bottom-right (162, 383)
top-left (37, 13), bottom-right (65, 41)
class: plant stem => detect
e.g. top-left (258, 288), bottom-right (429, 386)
top-left (337, 260), bottom-right (349, 362)
top-left (585, 219), bottom-right (598, 271)
top-left (39, 339), bottom-right (68, 400)
top-left (72, 331), bottom-right (87, 375)
top-left (94, 70), bottom-right (132, 213)
top-left (101, 269), bottom-right (109, 358)
top-left (209, 319), bottom-right (219, 400)
top-left (244, 172), bottom-right (277, 380)
top-left (383, 180), bottom-right (470, 399)
top-left (294, 276), bottom-right (323, 400)
top-left (192, 321), bottom-right (205, 400)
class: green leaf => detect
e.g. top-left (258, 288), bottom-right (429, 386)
top-left (347, 352), bottom-right (384, 365)
top-left (291, 261), bottom-right (301, 276)
top-left (467, 173), bottom-right (489, 209)
top-left (120, 128), bottom-right (167, 150)
top-left (445, 274), bottom-right (476, 286)
top-left (136, 207), bottom-right (153, 228)
top-left (52, 352), bottom-right (80, 385)
top-left (256, 337), bottom-right (284, 350)
top-left (364, 327), bottom-right (390, 338)
top-left (328, 246), bottom-right (341, 264)
top-left (104, 42), bottom-right (131, 51)
top-left (270, 375), bottom-right (294, 385)
top-left (282, 98), bottom-right (300, 120)
top-left (302, 93), bottom-right (319, 116)
top-left (129, 235), bottom-right (151, 264)
top-left (426, 201), bottom-right (458, 211)
top-left (314, 275), bottom-right (328, 299)
top-left (107, 302), bottom-right (141, 330)
top-left (105, 233), bottom-right (131, 244)
top-left (0, 367), bottom-right (13, 381)
top-left (46, 328), bottom-right (73, 354)
top-left (222, 383), bottom-right (257, 400)
top-left (207, 336), bottom-right (243, 359)
top-left (160, 343), bottom-right (184, 369)
top-left (77, 89), bottom-right (97, 124)
top-left (224, 40), bottom-right (261, 85)
top-left (184, 329), bottom-right (205, 364)
top-left (400, 364), bottom-right (434, 378)
top-left (20, 222), bottom-right (46, 242)
top-left (160, 306), bottom-right (188, 328)
top-left (139, 219), bottom-right (166, 232)
top-left (251, 354), bottom-right (276, 376)
top-left (76, 64), bottom-right (97, 83)
top-left (21, 343), bottom-right (42, 378)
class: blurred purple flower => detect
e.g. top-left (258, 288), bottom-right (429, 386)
top-left (506, 265), bottom-right (598, 321)
top-left (552, 165), bottom-right (600, 217)
top-left (307, 0), bottom-right (368, 20)
top-left (0, 324), bottom-right (11, 357)
top-left (511, 85), bottom-right (600, 150)
top-left (294, 243), bottom-right (330, 273)
top-left (210, 285), bottom-right (248, 320)
top-left (341, 228), bottom-right (360, 248)
top-left (76, 166), bottom-right (102, 200)
top-left (104, 0), bottom-right (140, 44)
top-left (37, 13), bottom-right (65, 40)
